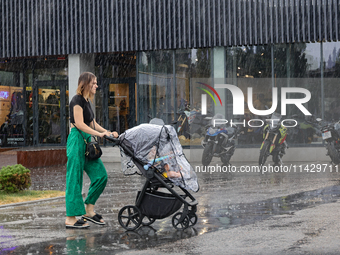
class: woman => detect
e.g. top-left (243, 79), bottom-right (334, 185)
top-left (65, 72), bottom-right (118, 229)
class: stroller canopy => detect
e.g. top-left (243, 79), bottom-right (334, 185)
top-left (119, 123), bottom-right (199, 192)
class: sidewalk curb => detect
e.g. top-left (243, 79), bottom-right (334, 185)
top-left (0, 196), bottom-right (65, 209)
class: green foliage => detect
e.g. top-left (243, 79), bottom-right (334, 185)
top-left (0, 164), bottom-right (31, 193)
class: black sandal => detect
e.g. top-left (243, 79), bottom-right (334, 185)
top-left (65, 218), bottom-right (90, 229)
top-left (82, 214), bottom-right (105, 225)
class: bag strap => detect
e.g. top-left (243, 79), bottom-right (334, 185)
top-left (73, 119), bottom-right (98, 144)
top-left (91, 120), bottom-right (99, 142)
top-left (73, 124), bottom-right (89, 144)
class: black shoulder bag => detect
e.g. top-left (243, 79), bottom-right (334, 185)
top-left (74, 121), bottom-right (102, 160)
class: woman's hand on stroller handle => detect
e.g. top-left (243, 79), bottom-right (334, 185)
top-left (104, 134), bottom-right (120, 145)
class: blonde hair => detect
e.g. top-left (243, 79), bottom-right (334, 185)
top-left (76, 72), bottom-right (96, 101)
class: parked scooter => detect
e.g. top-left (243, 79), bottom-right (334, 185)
top-left (201, 114), bottom-right (238, 166)
top-left (259, 113), bottom-right (288, 166)
top-left (317, 118), bottom-right (340, 164)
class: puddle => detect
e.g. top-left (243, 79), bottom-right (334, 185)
top-left (211, 185), bottom-right (340, 228)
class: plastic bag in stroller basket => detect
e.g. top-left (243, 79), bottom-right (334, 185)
top-left (137, 191), bottom-right (185, 219)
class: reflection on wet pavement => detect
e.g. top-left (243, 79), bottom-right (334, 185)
top-left (1, 161), bottom-right (340, 254)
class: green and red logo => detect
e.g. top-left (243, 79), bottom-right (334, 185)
top-left (197, 82), bottom-right (222, 114)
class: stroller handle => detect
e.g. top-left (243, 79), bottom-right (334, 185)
top-left (104, 135), bottom-right (120, 145)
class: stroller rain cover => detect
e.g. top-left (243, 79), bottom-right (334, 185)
top-left (120, 123), bottom-right (199, 192)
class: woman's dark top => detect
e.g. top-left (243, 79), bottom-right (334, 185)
top-left (69, 94), bottom-right (94, 126)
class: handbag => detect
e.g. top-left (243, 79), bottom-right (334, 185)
top-left (84, 139), bottom-right (102, 160)
top-left (74, 121), bottom-right (102, 160)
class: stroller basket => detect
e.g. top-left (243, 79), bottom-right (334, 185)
top-left (137, 190), bottom-right (185, 219)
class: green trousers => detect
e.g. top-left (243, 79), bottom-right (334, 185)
top-left (65, 128), bottom-right (108, 217)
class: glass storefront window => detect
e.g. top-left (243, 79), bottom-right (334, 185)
top-left (138, 51), bottom-right (174, 125)
top-left (95, 53), bottom-right (137, 135)
top-left (107, 83), bottom-right (129, 133)
top-left (175, 49), bottom-right (211, 146)
top-left (138, 49), bottom-right (211, 146)
top-left (33, 58), bottom-right (68, 145)
top-left (0, 60), bottom-right (25, 147)
top-left (1, 44), bottom-right (334, 149)
top-left (0, 56), bottom-right (69, 148)
top-left (275, 43), bottom-right (322, 145)
top-left (226, 43), bottom-right (323, 147)
top-left (226, 45), bottom-right (273, 146)
top-left (323, 42), bottom-right (340, 122)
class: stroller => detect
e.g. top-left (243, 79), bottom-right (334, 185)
top-left (106, 120), bottom-right (199, 231)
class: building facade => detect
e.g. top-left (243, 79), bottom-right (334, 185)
top-left (0, 0), bottom-right (339, 147)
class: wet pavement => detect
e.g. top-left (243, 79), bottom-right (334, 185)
top-left (0, 150), bottom-right (17, 169)
top-left (1, 158), bottom-right (340, 254)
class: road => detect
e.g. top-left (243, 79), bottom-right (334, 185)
top-left (0, 159), bottom-right (340, 254)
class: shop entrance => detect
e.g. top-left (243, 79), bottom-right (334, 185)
top-left (102, 78), bottom-right (136, 135)
top-left (31, 80), bottom-right (68, 146)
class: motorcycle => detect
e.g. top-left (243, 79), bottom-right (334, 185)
top-left (201, 114), bottom-right (238, 166)
top-left (259, 113), bottom-right (288, 166)
top-left (318, 118), bottom-right (340, 164)
top-left (177, 109), bottom-right (197, 138)
top-left (287, 115), bottom-right (321, 144)
top-left (177, 107), bottom-right (210, 139)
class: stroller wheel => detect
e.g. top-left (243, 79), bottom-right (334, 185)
top-left (172, 212), bottom-right (190, 230)
top-left (188, 213), bottom-right (198, 227)
top-left (141, 215), bottom-right (156, 226)
top-left (118, 205), bottom-right (142, 231)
